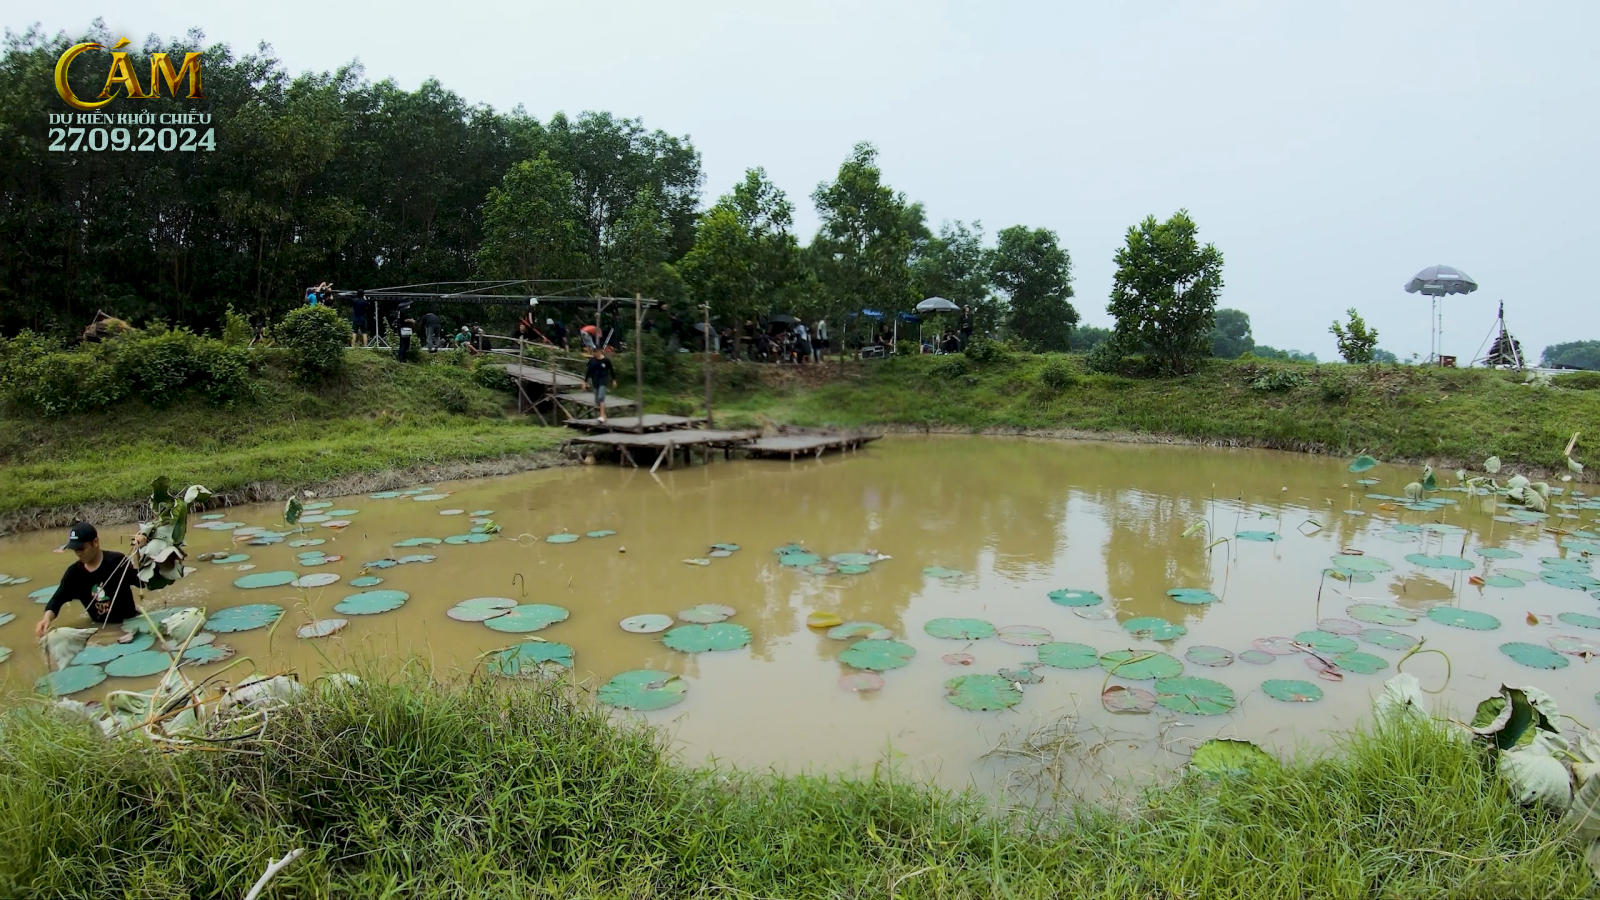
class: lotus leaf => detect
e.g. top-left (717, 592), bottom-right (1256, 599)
top-left (0, 613), bottom-right (12, 627)
top-left (1165, 587), bottom-right (1218, 605)
top-left (444, 534), bottom-right (491, 545)
top-left (29, 587), bottom-right (56, 604)
top-left (289, 539), bottom-right (325, 548)
top-left (1425, 607), bottom-right (1501, 630)
top-left (1101, 684), bottom-right (1157, 713)
top-left (483, 604), bottom-right (568, 633)
top-left (1475, 547), bottom-right (1522, 560)
top-left (1036, 642), bottom-right (1100, 669)
top-left (1190, 738), bottom-right (1278, 778)
top-left (774, 543), bottom-right (804, 555)
top-left (1316, 618), bottom-right (1363, 636)
top-left (210, 554), bottom-right (250, 565)
top-left (1154, 676), bottom-right (1236, 715)
top-left (546, 533), bottom-right (581, 544)
top-left (838, 672), bottom-right (884, 692)
top-left (1294, 631), bottom-right (1358, 653)
top-left (393, 538), bottom-right (441, 548)
top-left (1235, 531), bottom-right (1279, 542)
top-left (1500, 641), bottom-right (1570, 670)
top-left (586, 530), bottom-right (617, 538)
top-left (678, 603), bottom-right (736, 624)
top-left (1123, 617), bottom-right (1186, 641)
top-left (1047, 588), bottom-right (1102, 607)
top-left (298, 514), bottom-right (331, 524)
top-left (1252, 636), bottom-right (1299, 655)
top-left (333, 590), bottom-right (410, 616)
top-left (779, 552), bottom-right (821, 566)
top-left (925, 617), bottom-right (996, 640)
top-left (599, 669), bottom-right (687, 710)
top-left (709, 550), bottom-right (732, 558)
top-left (1349, 455), bottom-right (1378, 473)
top-left (805, 611), bottom-right (843, 629)
top-left (1185, 645), bottom-right (1235, 667)
top-left (828, 552), bottom-right (877, 567)
top-left (663, 623), bottom-right (751, 653)
top-left (363, 559), bottom-right (398, 569)
top-left (489, 641), bottom-right (574, 677)
top-left (1542, 572), bottom-right (1600, 591)
top-left (105, 650), bottom-right (179, 678)
top-left (1347, 603), bottom-right (1417, 626)
top-left (839, 639), bottom-right (916, 671)
top-left (1099, 650), bottom-right (1184, 680)
top-left (1263, 679), bottom-right (1323, 702)
top-left (439, 509), bottom-right (464, 516)
top-left (36, 665), bottom-right (106, 696)
top-left (1360, 628), bottom-right (1421, 651)
top-left (447, 597), bottom-right (518, 622)
top-left (1331, 554), bottom-right (1393, 573)
top-left (997, 625), bottom-right (1052, 646)
top-left (620, 614), bottom-right (674, 634)
top-left (922, 567), bottom-right (963, 579)
top-left (412, 494), bottom-right (450, 502)
top-left (1496, 568), bottom-right (1540, 582)
top-left (1073, 606), bottom-right (1116, 620)
top-left (1330, 650), bottom-right (1389, 674)
top-left (1557, 612), bottom-right (1600, 630)
top-left (294, 573), bottom-right (341, 589)
top-left (321, 520), bottom-right (352, 529)
top-left (396, 554), bottom-right (436, 565)
top-left (836, 564), bottom-right (872, 575)
top-left (472, 510), bottom-right (495, 516)
top-left (297, 619), bottom-right (348, 639)
top-left (326, 510), bottom-right (359, 517)
top-left (1550, 634), bottom-right (1600, 656)
top-left (944, 674), bottom-right (1023, 711)
top-left (234, 571), bottom-right (297, 590)
top-left (942, 652), bottom-right (975, 665)
top-left (711, 543), bottom-right (739, 551)
top-left (72, 632), bottom-right (155, 666)
top-left (206, 604), bottom-right (284, 633)
top-left (1238, 649), bottom-right (1275, 665)
top-left (1478, 575), bottom-right (1524, 588)
top-left (370, 491), bottom-right (402, 499)
top-left (1001, 666), bottom-right (1044, 684)
top-left (827, 622), bottom-right (892, 641)
top-left (1406, 553), bottom-right (1475, 571)
top-left (1540, 557), bottom-right (1591, 572)
top-left (350, 576), bottom-right (384, 587)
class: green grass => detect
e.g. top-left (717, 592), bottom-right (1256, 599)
top-left (0, 351), bottom-right (564, 515)
top-left (0, 670), bottom-right (1590, 898)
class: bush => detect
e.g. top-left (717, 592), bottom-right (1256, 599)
top-left (926, 356), bottom-right (969, 379)
top-left (1249, 368), bottom-right (1306, 392)
top-left (714, 364), bottom-right (760, 393)
top-left (895, 340), bottom-right (920, 358)
top-left (636, 331), bottom-right (686, 388)
top-left (1555, 371), bottom-right (1600, 391)
top-left (963, 337), bottom-right (1010, 365)
top-left (1318, 374), bottom-right (1353, 402)
top-left (221, 306), bottom-right (252, 347)
top-left (1038, 358), bottom-right (1077, 390)
top-left (0, 328), bottom-right (251, 415)
top-left (1085, 338), bottom-right (1127, 375)
top-left (275, 305), bottom-right (350, 383)
top-left (471, 358), bottom-right (515, 392)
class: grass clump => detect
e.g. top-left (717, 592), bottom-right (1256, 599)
top-left (0, 671), bottom-right (1590, 898)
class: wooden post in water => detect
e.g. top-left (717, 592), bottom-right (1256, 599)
top-left (703, 302), bottom-right (713, 428)
top-left (635, 293), bottom-right (644, 435)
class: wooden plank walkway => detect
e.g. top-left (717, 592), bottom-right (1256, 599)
top-left (746, 432), bottom-right (881, 459)
top-left (567, 428), bottom-right (758, 471)
top-left (557, 390), bottom-right (637, 410)
top-left (496, 363), bottom-right (585, 390)
top-left (565, 414), bottom-right (705, 432)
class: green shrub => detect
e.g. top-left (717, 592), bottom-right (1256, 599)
top-left (275, 305), bottom-right (351, 383)
top-left (714, 363), bottom-right (760, 393)
top-left (0, 328), bottom-right (251, 415)
top-left (1085, 338), bottom-right (1127, 375)
top-left (1038, 358), bottom-right (1077, 390)
top-left (1555, 371), bottom-right (1600, 390)
top-left (636, 331), bottom-right (686, 388)
top-left (927, 356), bottom-right (969, 379)
top-left (471, 358), bottom-right (515, 392)
top-left (1318, 374), bottom-right (1353, 402)
top-left (221, 306), bottom-right (252, 347)
top-left (431, 379), bottom-right (474, 414)
top-left (895, 340), bottom-right (920, 358)
top-left (1249, 368), bottom-right (1306, 392)
top-left (963, 336), bottom-right (1010, 365)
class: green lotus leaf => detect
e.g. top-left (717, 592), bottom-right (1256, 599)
top-left (1238, 649), bottom-right (1276, 665)
top-left (72, 632), bottom-right (155, 666)
top-left (944, 674), bottom-right (1023, 711)
top-left (1474, 547), bottom-right (1522, 560)
top-left (1184, 645), bottom-right (1234, 667)
top-left (1405, 553), bottom-right (1475, 571)
top-left (1099, 650), bottom-right (1183, 680)
top-left (233, 571), bottom-right (297, 590)
top-left (1293, 631), bottom-right (1358, 653)
top-left (483, 604), bottom-right (569, 633)
top-left (1154, 676), bottom-right (1236, 715)
top-left (1359, 628), bottom-right (1421, 651)
top-left (1348, 455), bottom-right (1378, 473)
top-left (1262, 679), bottom-right (1323, 702)
top-left (1123, 617), bottom-right (1186, 641)
top-left (997, 625), bottom-right (1052, 646)
top-left (828, 552), bottom-right (877, 567)
top-left (1556, 612), bottom-right (1600, 630)
top-left (1190, 738), bottom-right (1278, 777)
top-left (678, 604), bottom-right (736, 624)
top-left (1330, 554), bottom-right (1393, 573)
top-left (488, 641), bottom-right (574, 678)
top-left (334, 590), bottom-right (410, 616)
top-left (447, 597), bottom-right (518, 622)
top-left (1036, 642), bottom-right (1100, 669)
top-left (205, 604), bottom-right (284, 633)
top-left (36, 665), bottom-right (107, 696)
top-left (663, 623), bottom-right (751, 653)
top-left (1346, 603), bottom-right (1417, 626)
top-left (1235, 531), bottom-right (1279, 542)
top-left (620, 614), bottom-right (674, 634)
top-left (598, 670), bottom-right (686, 710)
top-left (105, 649), bottom-right (180, 678)
top-left (1425, 607), bottom-right (1501, 630)
top-left (839, 639), bottom-right (916, 671)
top-left (444, 534), bottom-right (491, 545)
top-left (836, 564), bottom-right (871, 575)
top-left (1499, 641), bottom-right (1569, 670)
top-left (1166, 588), bottom-right (1218, 605)
top-left (1329, 650), bottom-right (1389, 674)
top-left (350, 576), bottom-right (384, 587)
top-left (1047, 588), bottom-right (1102, 607)
top-left (924, 617), bottom-right (996, 640)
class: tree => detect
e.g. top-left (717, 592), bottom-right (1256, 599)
top-left (1541, 340), bottom-right (1600, 371)
top-left (989, 226), bottom-right (1077, 352)
top-left (1209, 308), bottom-right (1254, 359)
top-left (1372, 348), bottom-right (1399, 364)
top-left (475, 154), bottom-right (588, 282)
top-left (1070, 325), bottom-right (1111, 352)
top-left (680, 169), bottom-right (800, 328)
top-left (1104, 211), bottom-right (1224, 375)
top-left (810, 142), bottom-right (928, 337)
top-left (1329, 308), bottom-right (1379, 363)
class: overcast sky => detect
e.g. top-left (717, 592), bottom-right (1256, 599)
top-left (18, 2), bottom-right (1598, 360)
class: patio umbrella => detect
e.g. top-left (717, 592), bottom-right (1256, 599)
top-left (915, 297), bottom-right (959, 313)
top-left (1404, 265), bottom-right (1478, 364)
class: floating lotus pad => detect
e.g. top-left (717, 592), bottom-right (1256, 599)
top-left (0, 613), bottom-right (12, 627)
top-left (1101, 685), bottom-right (1158, 713)
top-left (839, 639), bottom-right (916, 671)
top-left (488, 641), bottom-right (574, 677)
top-left (664, 623), bottom-right (752, 653)
top-left (1252, 636), bottom-right (1299, 655)
top-left (1347, 603), bottom-right (1417, 626)
top-left (599, 670), bottom-right (686, 710)
top-left (545, 533), bottom-right (579, 544)
top-left (806, 611), bottom-right (843, 629)
top-left (1360, 628), bottom-right (1421, 651)
top-left (1047, 589), bottom-right (1102, 607)
top-left (1165, 587), bottom-right (1219, 606)
top-left (1475, 547), bottom-right (1522, 560)
top-left (678, 604), bottom-right (736, 624)
top-left (711, 543), bottom-right (739, 552)
top-left (779, 552), bottom-right (821, 567)
top-left (1348, 455), bottom-right (1379, 473)
top-left (439, 509), bottom-right (464, 516)
top-left (36, 665), bottom-right (107, 696)
top-left (1331, 554), bottom-right (1393, 573)
top-left (320, 520), bottom-right (353, 529)
top-left (1557, 612), bottom-right (1600, 630)
top-left (234, 571), bottom-right (297, 590)
top-left (393, 537), bottom-right (442, 547)
top-left (828, 622), bottom-right (892, 641)
top-left (1263, 679), bottom-right (1323, 702)
top-left (444, 534), bottom-right (491, 545)
top-left (334, 590), bottom-right (410, 616)
top-left (774, 543), bottom-right (804, 555)
top-left (1001, 666), bottom-right (1045, 684)
top-left (828, 553), bottom-right (877, 567)
top-left (1425, 607), bottom-right (1501, 630)
top-left (210, 554), bottom-right (251, 565)
top-left (1073, 606), bottom-right (1116, 620)
top-left (1330, 650), bottom-right (1389, 674)
top-left (1238, 649), bottom-right (1276, 665)
top-left (289, 539), bottom-right (325, 548)
top-left (294, 573), bottom-right (341, 589)
top-left (350, 576), bottom-right (384, 587)
top-left (708, 550), bottom-right (733, 559)
top-left (297, 619), bottom-right (349, 639)
top-left (205, 604), bottom-right (284, 633)
top-left (1154, 676), bottom-right (1236, 715)
top-left (105, 650), bottom-right (180, 678)
top-left (298, 515), bottom-right (332, 524)
top-left (615, 613), bottom-right (673, 634)
top-left (484, 604), bottom-right (569, 633)
top-left (363, 560), bottom-right (398, 570)
top-left (1185, 645), bottom-right (1235, 667)
top-left (1541, 572), bottom-right (1600, 591)
top-left (472, 510), bottom-right (495, 516)
top-left (447, 597), bottom-right (518, 622)
top-left (397, 555), bottom-right (436, 565)
top-left (925, 618), bottom-right (996, 640)
top-left (1099, 650), bottom-right (1184, 680)
top-left (1550, 634), bottom-right (1600, 656)
top-left (1036, 642), bottom-right (1100, 669)
top-left (922, 567), bottom-right (964, 579)
top-left (1540, 557), bottom-right (1592, 572)
top-left (1123, 617), bottom-right (1186, 641)
top-left (1294, 631), bottom-right (1358, 654)
top-left (303, 501), bottom-right (333, 510)
top-left (836, 564), bottom-right (872, 575)
top-left (1480, 575), bottom-right (1524, 588)
top-left (1499, 642), bottom-right (1570, 670)
top-left (1406, 554), bottom-right (1475, 571)
top-left (1316, 618), bottom-right (1363, 636)
top-left (412, 494), bottom-right (450, 502)
top-left (944, 674), bottom-right (1024, 711)
top-left (839, 672), bottom-right (884, 692)
top-left (370, 491), bottom-right (403, 499)
top-left (30, 587), bottom-right (57, 603)
top-left (182, 643), bottom-right (235, 665)
top-left (326, 510), bottom-right (359, 517)
top-left (72, 632), bottom-right (155, 666)
top-left (997, 625), bottom-right (1052, 647)
top-left (1235, 531), bottom-right (1279, 542)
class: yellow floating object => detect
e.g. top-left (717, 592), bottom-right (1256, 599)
top-left (806, 611), bottom-right (843, 629)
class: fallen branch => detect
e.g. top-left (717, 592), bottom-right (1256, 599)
top-left (243, 847), bottom-right (304, 900)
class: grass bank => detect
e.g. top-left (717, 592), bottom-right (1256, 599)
top-left (0, 671), bottom-right (1590, 898)
top-left (0, 351), bottom-right (565, 531)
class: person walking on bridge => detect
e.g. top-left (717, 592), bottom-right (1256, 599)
top-left (585, 349), bottom-right (617, 424)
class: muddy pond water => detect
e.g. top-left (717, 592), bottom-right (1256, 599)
top-left (3, 436), bottom-right (1598, 798)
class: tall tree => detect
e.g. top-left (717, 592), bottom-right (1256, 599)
top-left (1541, 340), bottom-right (1600, 371)
top-left (680, 168), bottom-right (800, 326)
top-left (475, 153), bottom-right (587, 282)
top-left (990, 226), bottom-right (1076, 352)
top-left (1209, 308), bottom-right (1254, 359)
top-left (914, 220), bottom-right (1004, 334)
top-left (1104, 210), bottom-right (1224, 375)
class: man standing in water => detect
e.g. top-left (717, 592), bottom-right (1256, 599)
top-left (34, 523), bottom-right (144, 637)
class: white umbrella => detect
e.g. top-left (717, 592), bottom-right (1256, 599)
top-left (915, 297), bottom-right (960, 313)
top-left (1404, 265), bottom-right (1478, 364)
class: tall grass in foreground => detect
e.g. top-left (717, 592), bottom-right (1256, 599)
top-left (0, 672), bottom-right (1591, 899)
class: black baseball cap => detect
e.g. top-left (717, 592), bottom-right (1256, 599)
top-left (64, 522), bottom-right (97, 550)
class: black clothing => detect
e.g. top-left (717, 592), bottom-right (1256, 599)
top-left (47, 551), bottom-right (142, 623)
top-left (585, 356), bottom-right (614, 389)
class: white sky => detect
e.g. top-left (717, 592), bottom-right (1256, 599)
top-left (16, 1), bottom-right (1598, 360)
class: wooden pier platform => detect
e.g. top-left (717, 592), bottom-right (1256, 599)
top-left (565, 414), bottom-right (706, 433)
top-left (567, 429), bottom-right (758, 470)
top-left (496, 363), bottom-right (585, 390)
top-left (745, 432), bottom-right (882, 459)
top-left (556, 390), bottom-right (637, 411)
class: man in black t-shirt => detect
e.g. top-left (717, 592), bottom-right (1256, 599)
top-left (34, 522), bottom-right (144, 638)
